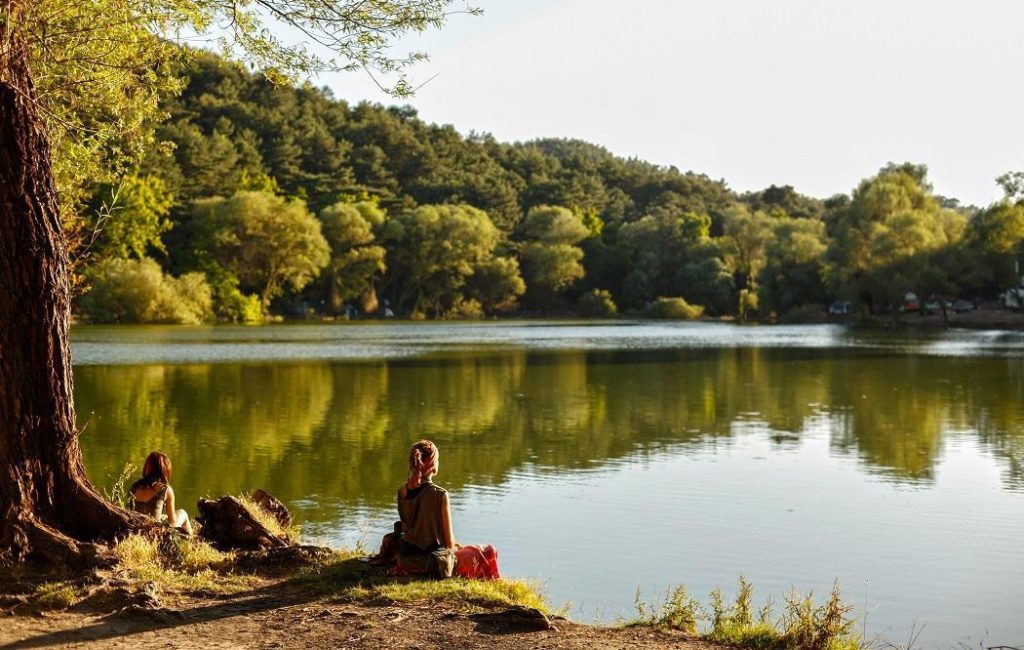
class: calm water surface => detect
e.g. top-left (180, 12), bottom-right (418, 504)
top-left (71, 322), bottom-right (1024, 646)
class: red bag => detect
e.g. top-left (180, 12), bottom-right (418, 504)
top-left (454, 544), bottom-right (500, 580)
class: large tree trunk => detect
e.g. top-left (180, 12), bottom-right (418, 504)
top-left (0, 22), bottom-right (143, 566)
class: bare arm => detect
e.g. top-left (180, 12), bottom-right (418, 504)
top-left (164, 486), bottom-right (176, 525)
top-left (440, 492), bottom-right (455, 550)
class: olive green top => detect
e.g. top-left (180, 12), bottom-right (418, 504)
top-left (397, 481), bottom-right (448, 552)
top-left (132, 484), bottom-right (168, 521)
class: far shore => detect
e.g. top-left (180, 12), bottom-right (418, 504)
top-left (69, 309), bottom-right (1024, 331)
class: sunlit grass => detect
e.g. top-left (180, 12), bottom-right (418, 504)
top-left (32, 582), bottom-right (86, 609)
top-left (343, 578), bottom-right (549, 611)
top-left (237, 493), bottom-right (301, 542)
top-left (631, 575), bottom-right (860, 650)
top-left (294, 553), bottom-right (549, 613)
top-left (113, 534), bottom-right (256, 594)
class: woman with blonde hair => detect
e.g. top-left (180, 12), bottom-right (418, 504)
top-left (130, 451), bottom-right (192, 535)
top-left (393, 440), bottom-right (455, 578)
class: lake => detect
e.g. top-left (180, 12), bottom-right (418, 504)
top-left (71, 322), bottom-right (1024, 646)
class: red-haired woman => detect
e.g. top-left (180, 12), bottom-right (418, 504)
top-left (130, 452), bottom-right (193, 535)
top-left (394, 440), bottom-right (456, 578)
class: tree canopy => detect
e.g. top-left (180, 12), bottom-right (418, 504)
top-left (39, 49), bottom-right (1021, 324)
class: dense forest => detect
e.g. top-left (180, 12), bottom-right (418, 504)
top-left (73, 51), bottom-right (1024, 323)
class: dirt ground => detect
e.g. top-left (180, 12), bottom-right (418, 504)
top-left (0, 581), bottom-right (722, 650)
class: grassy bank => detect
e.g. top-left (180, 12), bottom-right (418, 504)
top-left (12, 532), bottom-right (861, 650)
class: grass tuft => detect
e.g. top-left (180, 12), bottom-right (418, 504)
top-left (113, 534), bottom-right (255, 595)
top-left (293, 553), bottom-right (549, 613)
top-left (237, 493), bottom-right (301, 542)
top-left (781, 581), bottom-right (858, 650)
top-left (630, 584), bottom-right (702, 633)
top-left (102, 463), bottom-right (136, 509)
top-left (33, 582), bottom-right (85, 610)
top-left (633, 575), bottom-right (861, 650)
top-left (345, 577), bottom-right (549, 611)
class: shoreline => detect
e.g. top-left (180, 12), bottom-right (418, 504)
top-left (0, 560), bottom-right (853, 650)
top-left (0, 585), bottom-right (722, 650)
top-left (70, 310), bottom-right (1024, 331)
top-left (0, 531), bottom-right (860, 650)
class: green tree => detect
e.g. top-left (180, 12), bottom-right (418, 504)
top-left (465, 257), bottom-right (526, 314)
top-left (618, 208), bottom-right (731, 313)
top-left (518, 205), bottom-right (589, 308)
top-left (996, 171), bottom-right (1024, 203)
top-left (577, 289), bottom-right (618, 317)
top-left (519, 205), bottom-right (590, 244)
top-left (970, 201), bottom-right (1024, 255)
top-left (92, 175), bottom-right (174, 260)
top-left (825, 164), bottom-right (966, 314)
top-left (719, 205), bottom-right (773, 320)
top-left (380, 204), bottom-right (501, 317)
top-left (1, 0), bottom-right (472, 563)
top-left (964, 198), bottom-right (1024, 299)
top-left (195, 191), bottom-right (330, 312)
top-left (759, 214), bottom-right (829, 315)
top-left (319, 201), bottom-right (388, 314)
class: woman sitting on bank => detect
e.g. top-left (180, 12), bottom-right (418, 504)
top-left (393, 440), bottom-right (456, 578)
top-left (380, 441), bottom-right (500, 579)
top-left (130, 451), bottom-right (193, 535)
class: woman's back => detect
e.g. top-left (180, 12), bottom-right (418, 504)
top-left (397, 481), bottom-right (448, 552)
top-left (131, 483), bottom-right (168, 519)
top-left (129, 452), bottom-right (192, 535)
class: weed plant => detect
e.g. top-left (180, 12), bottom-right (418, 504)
top-left (633, 575), bottom-right (860, 650)
top-left (102, 462), bottom-right (136, 509)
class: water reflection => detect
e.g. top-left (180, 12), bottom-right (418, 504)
top-left (76, 347), bottom-right (1024, 520)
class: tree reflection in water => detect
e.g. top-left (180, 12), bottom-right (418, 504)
top-left (75, 348), bottom-right (1024, 522)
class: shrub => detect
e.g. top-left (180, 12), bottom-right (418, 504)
top-left (577, 289), bottom-right (618, 318)
top-left (445, 297), bottom-right (484, 320)
top-left (168, 272), bottom-right (214, 324)
top-left (647, 296), bottom-right (704, 320)
top-left (210, 274), bottom-right (263, 323)
top-left (632, 584), bottom-right (702, 634)
top-left (633, 576), bottom-right (859, 650)
top-left (79, 257), bottom-right (213, 324)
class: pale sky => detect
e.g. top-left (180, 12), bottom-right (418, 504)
top-left (310, 0), bottom-right (1024, 207)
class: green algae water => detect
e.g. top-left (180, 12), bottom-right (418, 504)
top-left (71, 322), bottom-right (1024, 645)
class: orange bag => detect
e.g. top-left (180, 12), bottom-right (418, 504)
top-left (454, 544), bottom-right (500, 580)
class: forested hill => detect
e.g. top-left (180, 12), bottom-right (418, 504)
top-left (75, 50), bottom-right (1024, 323)
top-left (144, 53), bottom-right (741, 228)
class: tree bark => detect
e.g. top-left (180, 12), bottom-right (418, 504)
top-left (0, 20), bottom-right (144, 566)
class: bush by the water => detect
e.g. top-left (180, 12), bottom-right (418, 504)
top-left (646, 297), bottom-right (704, 320)
top-left (445, 297), bottom-right (485, 320)
top-left (79, 257), bottom-right (213, 324)
top-left (577, 289), bottom-right (618, 317)
top-left (633, 576), bottom-right (858, 649)
top-left (209, 274), bottom-right (264, 323)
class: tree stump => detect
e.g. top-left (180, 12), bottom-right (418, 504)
top-left (251, 489), bottom-right (292, 528)
top-left (196, 496), bottom-right (288, 550)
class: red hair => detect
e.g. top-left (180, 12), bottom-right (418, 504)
top-left (133, 451), bottom-right (172, 491)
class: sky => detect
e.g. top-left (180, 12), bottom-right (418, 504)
top-left (307, 0), bottom-right (1024, 207)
